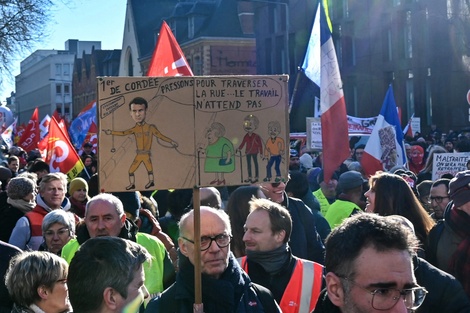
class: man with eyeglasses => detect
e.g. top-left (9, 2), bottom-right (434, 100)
top-left (314, 213), bottom-right (428, 313)
top-left (145, 206), bottom-right (281, 312)
top-left (427, 178), bottom-right (450, 220)
top-left (428, 170), bottom-right (470, 298)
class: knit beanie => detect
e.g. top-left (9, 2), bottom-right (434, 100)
top-left (0, 166), bottom-right (12, 181)
top-left (7, 176), bottom-right (36, 200)
top-left (113, 191), bottom-right (140, 219)
top-left (69, 177), bottom-right (89, 196)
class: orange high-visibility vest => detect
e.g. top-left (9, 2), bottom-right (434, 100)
top-left (239, 256), bottom-right (323, 313)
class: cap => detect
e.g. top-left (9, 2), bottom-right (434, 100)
top-left (307, 167), bottom-right (322, 184)
top-left (299, 153), bottom-right (313, 170)
top-left (7, 176), bottom-right (36, 200)
top-left (318, 169), bottom-right (339, 183)
top-left (113, 191), bottom-right (141, 219)
top-left (449, 170), bottom-right (470, 207)
top-left (69, 177), bottom-right (89, 196)
top-left (290, 149), bottom-right (299, 158)
top-left (338, 170), bottom-right (365, 192)
top-left (0, 166), bottom-right (12, 181)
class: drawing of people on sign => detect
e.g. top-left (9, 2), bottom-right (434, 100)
top-left (104, 96), bottom-right (178, 190)
top-left (263, 120), bottom-right (285, 183)
top-left (236, 114), bottom-right (263, 183)
top-left (202, 122), bottom-right (235, 185)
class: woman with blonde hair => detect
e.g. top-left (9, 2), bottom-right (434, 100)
top-left (5, 251), bottom-right (71, 313)
top-left (365, 171), bottom-right (435, 247)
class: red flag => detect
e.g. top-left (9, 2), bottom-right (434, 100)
top-left (80, 121), bottom-right (98, 155)
top-left (52, 110), bottom-right (62, 123)
top-left (78, 100), bottom-right (96, 117)
top-left (42, 117), bottom-right (84, 180)
top-left (15, 123), bottom-right (25, 144)
top-left (17, 108), bottom-right (40, 152)
top-left (147, 21), bottom-right (193, 76)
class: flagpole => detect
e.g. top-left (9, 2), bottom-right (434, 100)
top-left (288, 67), bottom-right (302, 113)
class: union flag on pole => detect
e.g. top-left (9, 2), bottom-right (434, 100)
top-left (147, 21), bottom-right (193, 76)
top-left (41, 117), bottom-right (84, 180)
top-left (302, 2), bottom-right (349, 182)
top-left (17, 108), bottom-right (40, 152)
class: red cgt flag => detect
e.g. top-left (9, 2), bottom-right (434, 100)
top-left (42, 117), bottom-right (84, 180)
top-left (17, 108), bottom-right (40, 152)
top-left (147, 21), bottom-right (193, 76)
top-left (80, 121), bottom-right (98, 155)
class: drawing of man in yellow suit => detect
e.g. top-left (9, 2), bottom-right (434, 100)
top-left (105, 97), bottom-right (178, 190)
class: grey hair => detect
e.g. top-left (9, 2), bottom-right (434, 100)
top-left (42, 209), bottom-right (76, 234)
top-left (39, 172), bottom-right (68, 193)
top-left (85, 193), bottom-right (125, 218)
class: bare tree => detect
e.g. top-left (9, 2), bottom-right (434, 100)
top-left (0, 0), bottom-right (53, 83)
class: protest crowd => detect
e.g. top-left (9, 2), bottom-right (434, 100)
top-left (0, 119), bottom-right (469, 313)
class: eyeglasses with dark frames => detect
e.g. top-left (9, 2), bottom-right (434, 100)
top-left (427, 196), bottom-right (449, 204)
top-left (182, 234), bottom-right (232, 251)
top-left (338, 275), bottom-right (427, 311)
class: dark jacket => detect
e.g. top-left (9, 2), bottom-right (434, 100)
top-left (0, 241), bottom-right (21, 313)
top-left (282, 195), bottom-right (325, 264)
top-left (300, 189), bottom-right (331, 243)
top-left (312, 256), bottom-right (470, 313)
top-left (312, 289), bottom-right (340, 313)
top-left (414, 256), bottom-right (470, 313)
top-left (145, 252), bottom-right (280, 313)
top-left (0, 201), bottom-right (24, 242)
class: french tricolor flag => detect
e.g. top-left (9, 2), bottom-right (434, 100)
top-left (302, 1), bottom-right (349, 182)
top-left (362, 85), bottom-right (406, 177)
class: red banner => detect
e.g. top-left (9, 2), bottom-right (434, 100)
top-left (41, 117), bottom-right (84, 180)
top-left (17, 108), bottom-right (40, 152)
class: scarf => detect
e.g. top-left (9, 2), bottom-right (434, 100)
top-left (447, 206), bottom-right (470, 296)
top-left (69, 196), bottom-right (87, 218)
top-left (7, 197), bottom-right (35, 214)
top-left (176, 252), bottom-right (264, 313)
top-left (245, 244), bottom-right (289, 274)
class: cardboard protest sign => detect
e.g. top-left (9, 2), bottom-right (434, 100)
top-left (97, 76), bottom-right (289, 192)
top-left (432, 152), bottom-right (470, 180)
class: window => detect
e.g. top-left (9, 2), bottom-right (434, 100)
top-left (194, 55), bottom-right (202, 75)
top-left (55, 64), bottom-right (62, 76)
top-left (188, 17), bottom-right (194, 39)
top-left (64, 84), bottom-right (70, 95)
top-left (425, 69), bottom-right (432, 121)
top-left (404, 11), bottom-right (412, 59)
top-left (406, 71), bottom-right (414, 116)
top-left (63, 64), bottom-right (70, 76)
top-left (56, 84), bottom-right (62, 94)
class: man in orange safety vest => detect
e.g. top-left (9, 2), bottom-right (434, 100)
top-left (240, 198), bottom-right (324, 313)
